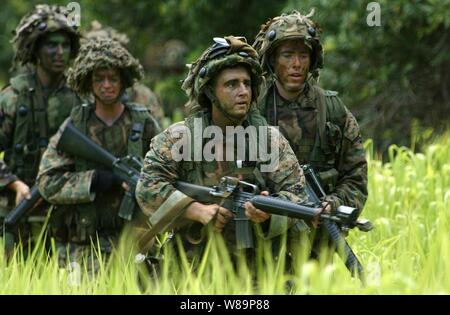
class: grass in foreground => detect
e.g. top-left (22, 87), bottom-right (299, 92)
top-left (1, 134), bottom-right (449, 294)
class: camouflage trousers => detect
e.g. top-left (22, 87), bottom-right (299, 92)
top-left (165, 220), bottom-right (315, 273)
top-left (53, 234), bottom-right (118, 276)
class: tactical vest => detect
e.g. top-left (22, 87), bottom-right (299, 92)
top-left (178, 110), bottom-right (274, 250)
top-left (181, 110), bottom-right (269, 189)
top-left (261, 83), bottom-right (347, 193)
top-left (65, 102), bottom-right (149, 242)
top-left (5, 73), bottom-right (79, 185)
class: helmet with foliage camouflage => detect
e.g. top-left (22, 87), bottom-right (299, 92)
top-left (11, 4), bottom-right (80, 66)
top-left (67, 37), bottom-right (144, 96)
top-left (253, 9), bottom-right (323, 78)
top-left (182, 36), bottom-right (262, 112)
top-left (82, 20), bottom-right (130, 47)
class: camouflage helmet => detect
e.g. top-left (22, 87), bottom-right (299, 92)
top-left (82, 20), bottom-right (130, 47)
top-left (253, 9), bottom-right (323, 77)
top-left (67, 37), bottom-right (144, 96)
top-left (11, 4), bottom-right (80, 65)
top-left (182, 36), bottom-right (262, 112)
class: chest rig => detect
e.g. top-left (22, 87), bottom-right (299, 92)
top-left (66, 102), bottom-right (148, 242)
top-left (262, 83), bottom-right (347, 192)
top-left (181, 110), bottom-right (270, 190)
top-left (7, 73), bottom-right (78, 185)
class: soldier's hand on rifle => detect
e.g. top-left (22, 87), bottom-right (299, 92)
top-left (7, 180), bottom-right (31, 205)
top-left (92, 169), bottom-right (125, 193)
top-left (311, 201), bottom-right (332, 228)
top-left (184, 201), bottom-right (234, 232)
top-left (245, 191), bottom-right (271, 224)
top-left (121, 182), bottom-right (130, 191)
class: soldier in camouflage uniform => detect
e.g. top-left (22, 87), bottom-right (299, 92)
top-left (253, 10), bottom-right (368, 258)
top-left (36, 38), bottom-right (160, 267)
top-left (82, 20), bottom-right (165, 125)
top-left (135, 36), bottom-right (314, 265)
top-left (253, 10), bottom-right (368, 214)
top-left (0, 5), bottom-right (81, 251)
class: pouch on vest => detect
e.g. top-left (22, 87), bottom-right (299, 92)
top-left (317, 168), bottom-right (339, 194)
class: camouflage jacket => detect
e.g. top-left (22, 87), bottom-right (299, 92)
top-left (0, 71), bottom-right (82, 186)
top-left (37, 102), bottom-right (160, 243)
top-left (135, 110), bottom-right (310, 252)
top-left (258, 81), bottom-right (368, 212)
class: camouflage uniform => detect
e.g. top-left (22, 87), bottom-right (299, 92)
top-left (82, 20), bottom-right (165, 124)
top-left (36, 38), bottom-right (160, 266)
top-left (253, 10), bottom-right (368, 213)
top-left (0, 5), bottom-right (81, 248)
top-left (136, 37), bottom-right (310, 262)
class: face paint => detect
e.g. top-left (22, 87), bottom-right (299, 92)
top-left (92, 67), bottom-right (123, 106)
top-left (273, 39), bottom-right (311, 100)
top-left (37, 32), bottom-right (72, 74)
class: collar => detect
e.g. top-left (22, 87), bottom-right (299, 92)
top-left (273, 81), bottom-right (317, 109)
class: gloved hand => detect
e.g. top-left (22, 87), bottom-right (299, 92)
top-left (91, 169), bottom-right (123, 194)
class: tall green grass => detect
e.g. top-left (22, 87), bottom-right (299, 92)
top-left (1, 133), bottom-right (449, 294)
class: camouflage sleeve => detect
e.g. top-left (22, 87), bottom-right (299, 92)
top-left (0, 87), bottom-right (17, 153)
top-left (37, 119), bottom-right (96, 204)
top-left (136, 122), bottom-right (194, 229)
top-left (262, 127), bottom-right (310, 239)
top-left (0, 160), bottom-right (18, 190)
top-left (327, 110), bottom-right (368, 213)
top-left (0, 87), bottom-right (21, 187)
top-left (265, 127), bottom-right (309, 202)
top-left (142, 113), bottom-right (162, 151)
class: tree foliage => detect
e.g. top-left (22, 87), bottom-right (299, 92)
top-left (1, 0), bottom-right (449, 152)
top-left (285, 0), bottom-right (450, 152)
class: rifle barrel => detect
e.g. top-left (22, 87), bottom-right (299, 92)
top-left (4, 185), bottom-right (41, 228)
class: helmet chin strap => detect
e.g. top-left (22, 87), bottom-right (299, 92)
top-left (204, 87), bottom-right (247, 125)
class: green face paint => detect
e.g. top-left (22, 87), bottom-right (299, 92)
top-left (37, 32), bottom-right (72, 74)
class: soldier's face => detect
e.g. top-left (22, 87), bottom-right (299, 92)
top-left (92, 67), bottom-right (122, 105)
top-left (273, 39), bottom-right (311, 96)
top-left (213, 66), bottom-right (252, 120)
top-left (36, 32), bottom-right (71, 74)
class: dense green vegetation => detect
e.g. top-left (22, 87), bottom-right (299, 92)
top-left (1, 1), bottom-right (449, 151)
top-left (1, 133), bottom-right (448, 294)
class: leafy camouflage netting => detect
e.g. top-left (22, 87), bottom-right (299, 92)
top-left (253, 9), bottom-right (323, 77)
top-left (182, 36), bottom-right (262, 113)
top-left (12, 4), bottom-right (80, 65)
top-left (67, 37), bottom-right (144, 96)
top-left (82, 20), bottom-right (130, 46)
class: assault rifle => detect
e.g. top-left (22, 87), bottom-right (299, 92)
top-left (4, 121), bottom-right (143, 227)
top-left (139, 173), bottom-right (372, 282)
top-left (301, 164), bottom-right (373, 283)
top-left (4, 185), bottom-right (42, 228)
top-left (56, 121), bottom-right (143, 221)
